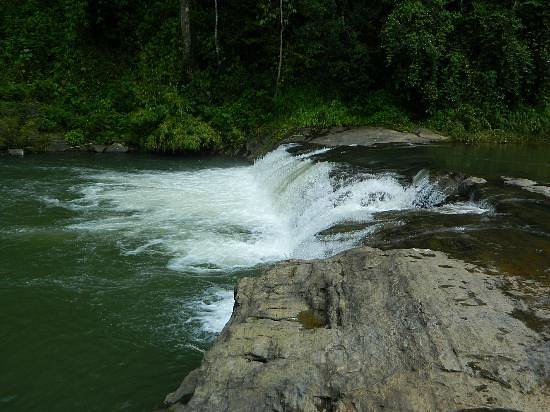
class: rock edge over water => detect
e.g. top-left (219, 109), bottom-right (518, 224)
top-left (165, 247), bottom-right (549, 411)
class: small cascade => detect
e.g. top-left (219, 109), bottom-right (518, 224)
top-left (44, 144), bottom-right (489, 334)
top-left (60, 144), bottom-right (469, 273)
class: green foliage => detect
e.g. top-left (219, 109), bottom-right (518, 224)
top-left (145, 114), bottom-right (221, 153)
top-left (382, 0), bottom-right (543, 114)
top-left (64, 129), bottom-right (85, 146)
top-left (427, 105), bottom-right (550, 143)
top-left (0, 116), bottom-right (19, 148)
top-left (267, 88), bottom-right (361, 134)
top-left (383, 0), bottom-right (456, 109)
top-left (0, 0), bottom-right (548, 152)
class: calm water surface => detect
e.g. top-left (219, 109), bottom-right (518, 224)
top-left (1, 143), bottom-right (549, 411)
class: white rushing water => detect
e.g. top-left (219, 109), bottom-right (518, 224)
top-left (65, 145), bottom-right (449, 270)
top-left (46, 145), bottom-right (488, 334)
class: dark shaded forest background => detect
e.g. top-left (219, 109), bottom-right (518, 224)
top-left (1, 0), bottom-right (548, 153)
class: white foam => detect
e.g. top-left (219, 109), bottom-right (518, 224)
top-left (187, 289), bottom-right (235, 334)
top-left (41, 144), bottom-right (489, 334)
top-left (57, 145), bottom-right (441, 271)
top-left (434, 201), bottom-right (492, 215)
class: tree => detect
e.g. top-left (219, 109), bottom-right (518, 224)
top-left (275, 0), bottom-right (284, 97)
top-left (214, 0), bottom-right (220, 67)
top-left (180, 0), bottom-right (192, 77)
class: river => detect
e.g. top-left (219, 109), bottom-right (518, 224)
top-left (1, 143), bottom-right (548, 410)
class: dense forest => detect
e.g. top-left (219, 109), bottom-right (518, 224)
top-left (1, 0), bottom-right (548, 153)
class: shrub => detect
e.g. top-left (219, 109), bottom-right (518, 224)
top-left (145, 114), bottom-right (221, 153)
top-left (0, 116), bottom-right (20, 147)
top-left (64, 129), bottom-right (85, 146)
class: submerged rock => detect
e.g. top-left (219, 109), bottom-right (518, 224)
top-left (502, 176), bottom-right (550, 199)
top-left (165, 247), bottom-right (549, 412)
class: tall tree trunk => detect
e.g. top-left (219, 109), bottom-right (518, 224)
top-left (180, 0), bottom-right (192, 77)
top-left (275, 0), bottom-right (284, 97)
top-left (214, 0), bottom-right (220, 67)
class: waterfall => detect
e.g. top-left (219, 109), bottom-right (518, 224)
top-left (48, 144), bottom-right (487, 334)
top-left (63, 144), bottom-right (453, 273)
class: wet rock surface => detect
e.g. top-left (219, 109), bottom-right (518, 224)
top-left (503, 176), bottom-right (550, 198)
top-left (45, 136), bottom-right (70, 152)
top-left (413, 169), bottom-right (487, 205)
top-left (165, 247), bottom-right (550, 412)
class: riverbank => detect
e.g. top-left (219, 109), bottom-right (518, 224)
top-left (2, 116), bottom-right (549, 160)
top-left (3, 125), bottom-right (448, 158)
top-left (0, 124), bottom-right (451, 157)
top-left (163, 246), bottom-right (550, 411)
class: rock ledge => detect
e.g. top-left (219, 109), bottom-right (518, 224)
top-left (165, 247), bottom-right (549, 411)
top-left (308, 127), bottom-right (449, 147)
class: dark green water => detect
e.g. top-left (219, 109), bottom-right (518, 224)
top-left (1, 143), bottom-right (549, 411)
top-left (0, 154), bottom-right (250, 411)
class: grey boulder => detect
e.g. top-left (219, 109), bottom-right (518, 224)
top-left (105, 143), bottom-right (128, 153)
top-left (165, 247), bottom-right (550, 412)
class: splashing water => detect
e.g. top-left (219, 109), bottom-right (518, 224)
top-left (45, 144), bottom-right (486, 333)
top-left (64, 145), bottom-right (448, 270)
top-left (186, 289), bottom-right (235, 334)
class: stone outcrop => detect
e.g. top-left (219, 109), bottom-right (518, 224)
top-left (105, 142), bottom-right (129, 153)
top-left (45, 135), bottom-right (70, 152)
top-left (308, 127), bottom-right (449, 147)
top-left (247, 127), bottom-right (450, 159)
top-left (165, 247), bottom-right (550, 412)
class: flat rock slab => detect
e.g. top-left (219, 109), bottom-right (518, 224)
top-left (503, 176), bottom-right (550, 198)
top-left (166, 247), bottom-right (550, 412)
top-left (309, 127), bottom-right (449, 147)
